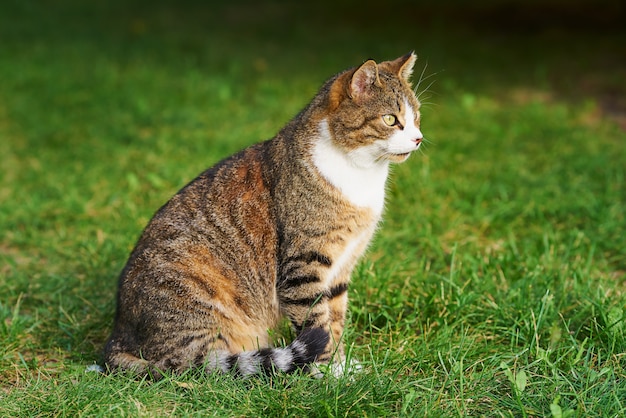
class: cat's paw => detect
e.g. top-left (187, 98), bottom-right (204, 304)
top-left (85, 364), bottom-right (105, 373)
top-left (310, 358), bottom-right (362, 378)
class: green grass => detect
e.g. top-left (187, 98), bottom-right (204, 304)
top-left (1, 0), bottom-right (625, 416)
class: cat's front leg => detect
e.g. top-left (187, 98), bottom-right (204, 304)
top-left (326, 285), bottom-right (348, 363)
top-left (279, 280), bottom-right (357, 377)
top-left (320, 280), bottom-right (362, 377)
top-left (279, 289), bottom-right (333, 352)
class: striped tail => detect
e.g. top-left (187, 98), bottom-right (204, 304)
top-left (206, 328), bottom-right (329, 376)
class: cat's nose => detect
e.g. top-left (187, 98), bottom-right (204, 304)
top-left (412, 128), bottom-right (423, 144)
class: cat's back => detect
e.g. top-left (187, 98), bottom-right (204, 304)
top-left (129, 141), bottom-right (279, 269)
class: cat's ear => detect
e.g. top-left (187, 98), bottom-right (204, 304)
top-left (349, 60), bottom-right (381, 100)
top-left (390, 52), bottom-right (417, 82)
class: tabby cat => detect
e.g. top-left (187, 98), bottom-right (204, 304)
top-left (104, 52), bottom-right (424, 377)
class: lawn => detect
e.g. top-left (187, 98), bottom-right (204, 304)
top-left (1, 0), bottom-right (625, 416)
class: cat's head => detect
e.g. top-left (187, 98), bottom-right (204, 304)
top-left (324, 53), bottom-right (423, 167)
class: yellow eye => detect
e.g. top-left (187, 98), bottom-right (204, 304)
top-left (382, 114), bottom-right (397, 126)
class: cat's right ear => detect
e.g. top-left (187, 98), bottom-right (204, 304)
top-left (397, 52), bottom-right (417, 81)
top-left (349, 60), bottom-right (381, 101)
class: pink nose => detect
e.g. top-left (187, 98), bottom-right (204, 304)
top-left (413, 137), bottom-right (422, 144)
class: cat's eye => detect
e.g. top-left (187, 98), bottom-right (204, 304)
top-left (382, 114), bottom-right (397, 126)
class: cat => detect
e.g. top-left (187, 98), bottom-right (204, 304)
top-left (104, 52), bottom-right (424, 378)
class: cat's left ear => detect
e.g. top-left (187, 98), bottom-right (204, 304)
top-left (349, 60), bottom-right (381, 100)
top-left (391, 52), bottom-right (417, 82)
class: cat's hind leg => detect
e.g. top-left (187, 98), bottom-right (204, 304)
top-left (104, 350), bottom-right (151, 376)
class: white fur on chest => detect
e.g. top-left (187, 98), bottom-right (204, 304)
top-left (311, 119), bottom-right (389, 214)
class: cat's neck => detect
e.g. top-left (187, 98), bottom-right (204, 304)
top-left (311, 119), bottom-right (388, 214)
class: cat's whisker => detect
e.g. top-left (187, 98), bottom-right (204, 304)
top-left (414, 61), bottom-right (430, 92)
top-left (416, 79), bottom-right (438, 102)
top-left (413, 65), bottom-right (438, 94)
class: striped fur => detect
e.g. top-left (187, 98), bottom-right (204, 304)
top-left (104, 53), bottom-right (422, 377)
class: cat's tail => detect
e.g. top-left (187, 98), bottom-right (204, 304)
top-left (103, 328), bottom-right (329, 378)
top-left (206, 327), bottom-right (329, 376)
